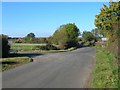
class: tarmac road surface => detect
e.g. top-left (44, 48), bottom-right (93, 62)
top-left (2, 47), bottom-right (96, 88)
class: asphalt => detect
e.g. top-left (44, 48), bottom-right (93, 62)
top-left (2, 47), bottom-right (96, 88)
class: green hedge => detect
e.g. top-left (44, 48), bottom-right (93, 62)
top-left (32, 44), bottom-right (58, 50)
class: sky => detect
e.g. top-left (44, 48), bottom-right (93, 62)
top-left (2, 2), bottom-right (109, 37)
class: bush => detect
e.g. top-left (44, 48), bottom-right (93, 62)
top-left (83, 41), bottom-right (91, 46)
top-left (32, 44), bottom-right (58, 50)
top-left (46, 44), bottom-right (58, 50)
top-left (58, 40), bottom-right (78, 50)
top-left (67, 41), bottom-right (78, 48)
top-left (52, 23), bottom-right (80, 49)
top-left (0, 34), bottom-right (10, 58)
top-left (59, 41), bottom-right (68, 50)
top-left (14, 38), bottom-right (24, 43)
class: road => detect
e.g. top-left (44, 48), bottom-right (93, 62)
top-left (2, 47), bottom-right (96, 88)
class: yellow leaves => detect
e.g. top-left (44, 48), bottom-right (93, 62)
top-left (95, 2), bottom-right (120, 37)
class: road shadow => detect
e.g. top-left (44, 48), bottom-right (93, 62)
top-left (9, 53), bottom-right (44, 58)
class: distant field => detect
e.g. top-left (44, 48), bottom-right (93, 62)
top-left (11, 43), bottom-right (46, 52)
top-left (11, 43), bottom-right (76, 53)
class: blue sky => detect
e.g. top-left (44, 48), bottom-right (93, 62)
top-left (2, 2), bottom-right (109, 37)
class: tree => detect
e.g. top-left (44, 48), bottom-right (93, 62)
top-left (82, 31), bottom-right (97, 46)
top-left (24, 33), bottom-right (35, 43)
top-left (94, 1), bottom-right (120, 55)
top-left (91, 28), bottom-right (102, 40)
top-left (0, 34), bottom-right (10, 58)
top-left (94, 2), bottom-right (120, 37)
top-left (26, 33), bottom-right (35, 38)
top-left (47, 36), bottom-right (52, 44)
top-left (52, 23), bottom-right (80, 49)
top-left (82, 31), bottom-right (95, 42)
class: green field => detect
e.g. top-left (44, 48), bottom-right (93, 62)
top-left (0, 57), bottom-right (33, 72)
top-left (11, 43), bottom-right (47, 52)
top-left (91, 47), bottom-right (118, 88)
top-left (11, 43), bottom-right (76, 53)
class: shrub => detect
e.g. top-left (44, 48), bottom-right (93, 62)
top-left (59, 40), bottom-right (68, 50)
top-left (0, 34), bottom-right (10, 58)
top-left (32, 44), bottom-right (58, 50)
top-left (83, 41), bottom-right (91, 46)
top-left (52, 23), bottom-right (80, 49)
top-left (32, 45), bottom-right (48, 50)
top-left (46, 44), bottom-right (58, 50)
top-left (14, 38), bottom-right (24, 43)
top-left (58, 40), bottom-right (78, 50)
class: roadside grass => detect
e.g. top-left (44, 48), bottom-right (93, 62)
top-left (0, 57), bottom-right (33, 72)
top-left (91, 47), bottom-right (118, 88)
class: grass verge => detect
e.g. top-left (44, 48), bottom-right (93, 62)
top-left (0, 57), bottom-right (33, 72)
top-left (90, 47), bottom-right (118, 88)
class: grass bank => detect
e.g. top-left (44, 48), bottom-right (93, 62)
top-left (0, 57), bottom-right (33, 72)
top-left (90, 47), bottom-right (118, 88)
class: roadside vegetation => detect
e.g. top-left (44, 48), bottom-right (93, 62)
top-left (91, 2), bottom-right (119, 88)
top-left (0, 57), bottom-right (33, 72)
top-left (91, 46), bottom-right (118, 88)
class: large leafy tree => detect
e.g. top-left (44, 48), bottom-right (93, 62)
top-left (94, 2), bottom-right (120, 37)
top-left (52, 23), bottom-right (80, 49)
top-left (95, 1), bottom-right (120, 55)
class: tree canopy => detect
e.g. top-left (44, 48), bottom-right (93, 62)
top-left (26, 33), bottom-right (35, 38)
top-left (82, 31), bottom-right (96, 42)
top-left (24, 33), bottom-right (35, 43)
top-left (52, 23), bottom-right (80, 49)
top-left (94, 2), bottom-right (120, 37)
top-left (94, 1), bottom-right (120, 55)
